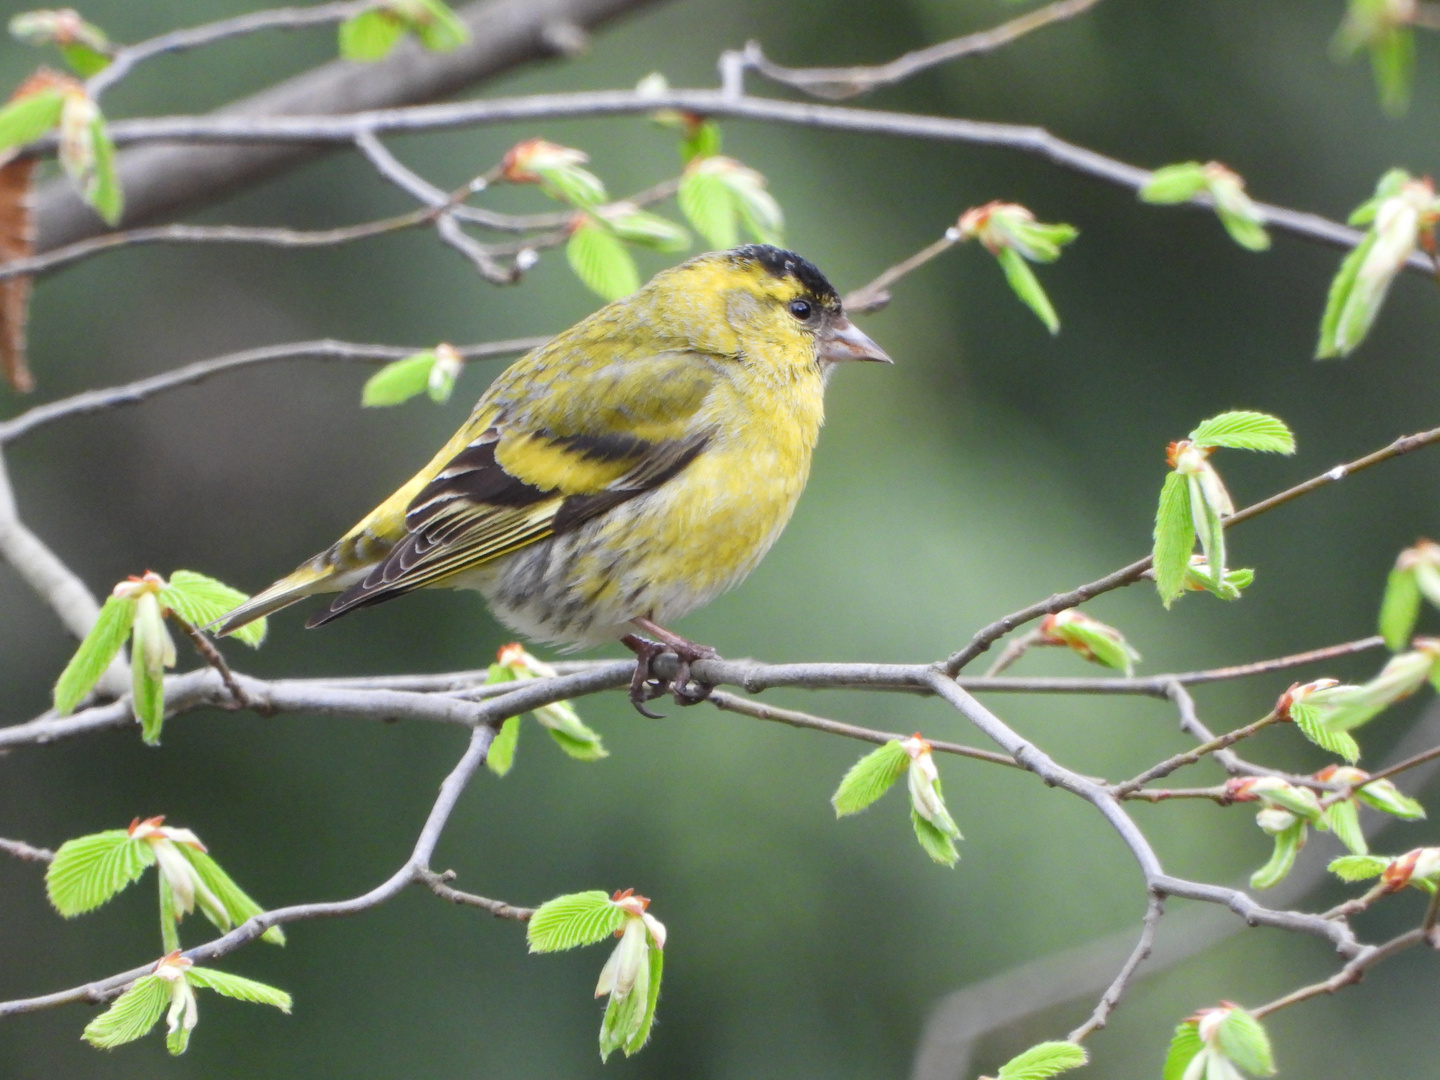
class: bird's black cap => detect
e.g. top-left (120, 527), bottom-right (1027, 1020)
top-left (732, 244), bottom-right (841, 308)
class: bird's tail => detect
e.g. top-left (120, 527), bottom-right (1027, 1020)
top-left (210, 560), bottom-right (349, 637)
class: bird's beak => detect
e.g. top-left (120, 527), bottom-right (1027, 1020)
top-left (818, 316), bottom-right (893, 364)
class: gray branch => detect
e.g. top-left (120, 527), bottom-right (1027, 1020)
top-left (34, 0), bottom-right (668, 250)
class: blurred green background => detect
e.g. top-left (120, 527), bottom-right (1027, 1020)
top-left (4, 0), bottom-right (1440, 1076)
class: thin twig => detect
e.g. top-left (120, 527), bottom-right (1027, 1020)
top-left (170, 614), bottom-right (250, 710)
top-left (0, 723), bottom-right (498, 1018)
top-left (844, 233), bottom-right (959, 313)
top-left (1112, 714), bottom-right (1281, 796)
top-left (945, 425), bottom-right (1440, 674)
top-left (0, 211), bottom-right (443, 284)
top-left (417, 869), bottom-right (534, 920)
top-left (1358, 742), bottom-right (1440, 788)
top-left (1067, 892), bottom-right (1163, 1042)
top-left (707, 689), bottom-right (1021, 769)
top-left (42, 88), bottom-right (1435, 280)
top-left (982, 630), bottom-right (1045, 677)
top-left (88, 2), bottom-right (371, 99)
top-left (1251, 929), bottom-right (1426, 1019)
top-left (0, 337), bottom-right (549, 446)
top-left (735, 0), bottom-right (1105, 100)
top-left (1321, 881), bottom-right (1390, 921)
top-left (0, 837), bottom-right (54, 863)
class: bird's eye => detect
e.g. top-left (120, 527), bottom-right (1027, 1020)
top-left (788, 299), bottom-right (813, 321)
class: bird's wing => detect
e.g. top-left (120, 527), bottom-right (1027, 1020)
top-left (304, 352), bottom-right (718, 626)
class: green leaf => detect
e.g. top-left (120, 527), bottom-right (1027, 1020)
top-left (1348, 168), bottom-right (1412, 226)
top-left (912, 808), bottom-right (960, 866)
top-left (0, 87), bottom-right (63, 152)
top-left (1139, 162), bottom-right (1209, 204)
top-left (406, 0), bottom-right (470, 52)
top-left (527, 890), bottom-right (625, 952)
top-left (831, 741), bottom-right (909, 816)
top-left (187, 966), bottom-right (293, 1011)
top-left (1316, 232), bottom-right (1375, 358)
top-left (616, 932), bottom-right (664, 1057)
top-left (46, 829), bottom-right (154, 916)
top-left (678, 169), bottom-right (738, 249)
top-left (181, 846), bottom-right (285, 945)
top-left (1216, 207), bottom-right (1271, 252)
top-left (728, 173), bottom-right (784, 246)
top-left (1321, 798), bottom-right (1368, 854)
top-left (1379, 566), bottom-right (1421, 651)
top-left (362, 351), bottom-right (437, 407)
top-left (338, 9), bottom-right (406, 61)
top-left (1250, 821), bottom-right (1304, 889)
top-left (678, 120), bottom-right (722, 163)
top-left (566, 220), bottom-right (640, 301)
top-left (996, 245), bottom-right (1060, 334)
top-left (159, 876), bottom-right (180, 954)
top-left (1186, 473), bottom-right (1228, 585)
top-left (1163, 1021), bottom-right (1204, 1080)
top-left (82, 975), bottom-right (168, 1049)
top-left (1188, 411), bottom-right (1295, 454)
top-left (1154, 472), bottom-right (1195, 607)
top-left (487, 715), bottom-right (521, 776)
top-left (59, 43), bottom-right (111, 77)
top-left (161, 570), bottom-right (266, 648)
top-left (84, 109), bottom-right (121, 225)
top-left (1369, 29), bottom-right (1414, 117)
top-left (166, 1013), bottom-right (192, 1056)
top-left (1289, 702), bottom-right (1361, 764)
top-left (545, 723), bottom-right (608, 762)
top-left (1216, 1008), bottom-right (1276, 1077)
top-left (602, 207), bottom-right (690, 253)
top-left (534, 163), bottom-right (607, 209)
top-left (1355, 779), bottom-right (1425, 819)
top-left (1328, 853), bottom-right (1389, 881)
top-left (599, 930), bottom-right (653, 1062)
top-left (53, 594), bottom-right (136, 713)
top-left (996, 1040), bottom-right (1088, 1080)
top-left (133, 641), bottom-right (166, 745)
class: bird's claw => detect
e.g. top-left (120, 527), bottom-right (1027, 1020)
top-left (621, 632), bottom-right (719, 715)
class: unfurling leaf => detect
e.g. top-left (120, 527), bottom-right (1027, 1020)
top-left (1333, 0), bottom-right (1416, 115)
top-left (1250, 816), bottom-right (1304, 889)
top-left (0, 84), bottom-right (65, 152)
top-left (1216, 1008), bottom-right (1276, 1077)
top-left (1162, 1021), bottom-right (1204, 1080)
top-left (1037, 609), bottom-right (1140, 675)
top-left (1189, 411), bottom-right (1295, 454)
top-left (502, 139), bottom-right (607, 207)
top-left (1139, 162), bottom-right (1209, 204)
top-left (1317, 170), bottom-right (1438, 359)
top-left (1328, 853), bottom-right (1390, 881)
top-left (181, 846), bottom-right (285, 945)
top-left (911, 808), bottom-right (959, 866)
top-left (831, 740), bottom-right (909, 816)
top-left (185, 966), bottom-right (292, 1011)
top-left (1322, 797), bottom-right (1367, 854)
top-left (57, 91), bottom-right (121, 225)
top-left (678, 156), bottom-right (783, 249)
top-left (1380, 540), bottom-right (1440, 650)
top-left (995, 245), bottom-right (1060, 333)
top-left (1153, 472), bottom-right (1194, 606)
top-left (338, 9), bottom-right (406, 60)
top-left (362, 351), bottom-right (437, 407)
top-left (46, 829), bottom-right (153, 916)
top-left (996, 1040), bottom-right (1088, 1080)
top-left (52, 592), bottom-right (136, 713)
top-left (82, 974), bottom-right (169, 1049)
top-left (1288, 701), bottom-right (1361, 764)
top-left (566, 218), bottom-right (639, 301)
top-left (598, 203), bottom-right (690, 252)
top-left (160, 570), bottom-right (266, 648)
top-left (527, 890), bottom-right (627, 952)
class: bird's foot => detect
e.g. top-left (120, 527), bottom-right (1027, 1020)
top-left (621, 619), bottom-right (720, 715)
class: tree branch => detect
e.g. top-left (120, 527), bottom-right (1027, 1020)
top-left (0, 337), bottom-right (549, 446)
top-left (0, 837), bottom-right (54, 863)
top-left (0, 722), bottom-right (503, 1017)
top-left (732, 0), bottom-right (1105, 100)
top-left (34, 0), bottom-right (669, 250)
top-left (1066, 892), bottom-right (1163, 1042)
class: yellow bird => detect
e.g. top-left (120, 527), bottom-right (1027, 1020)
top-left (215, 245), bottom-right (891, 712)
